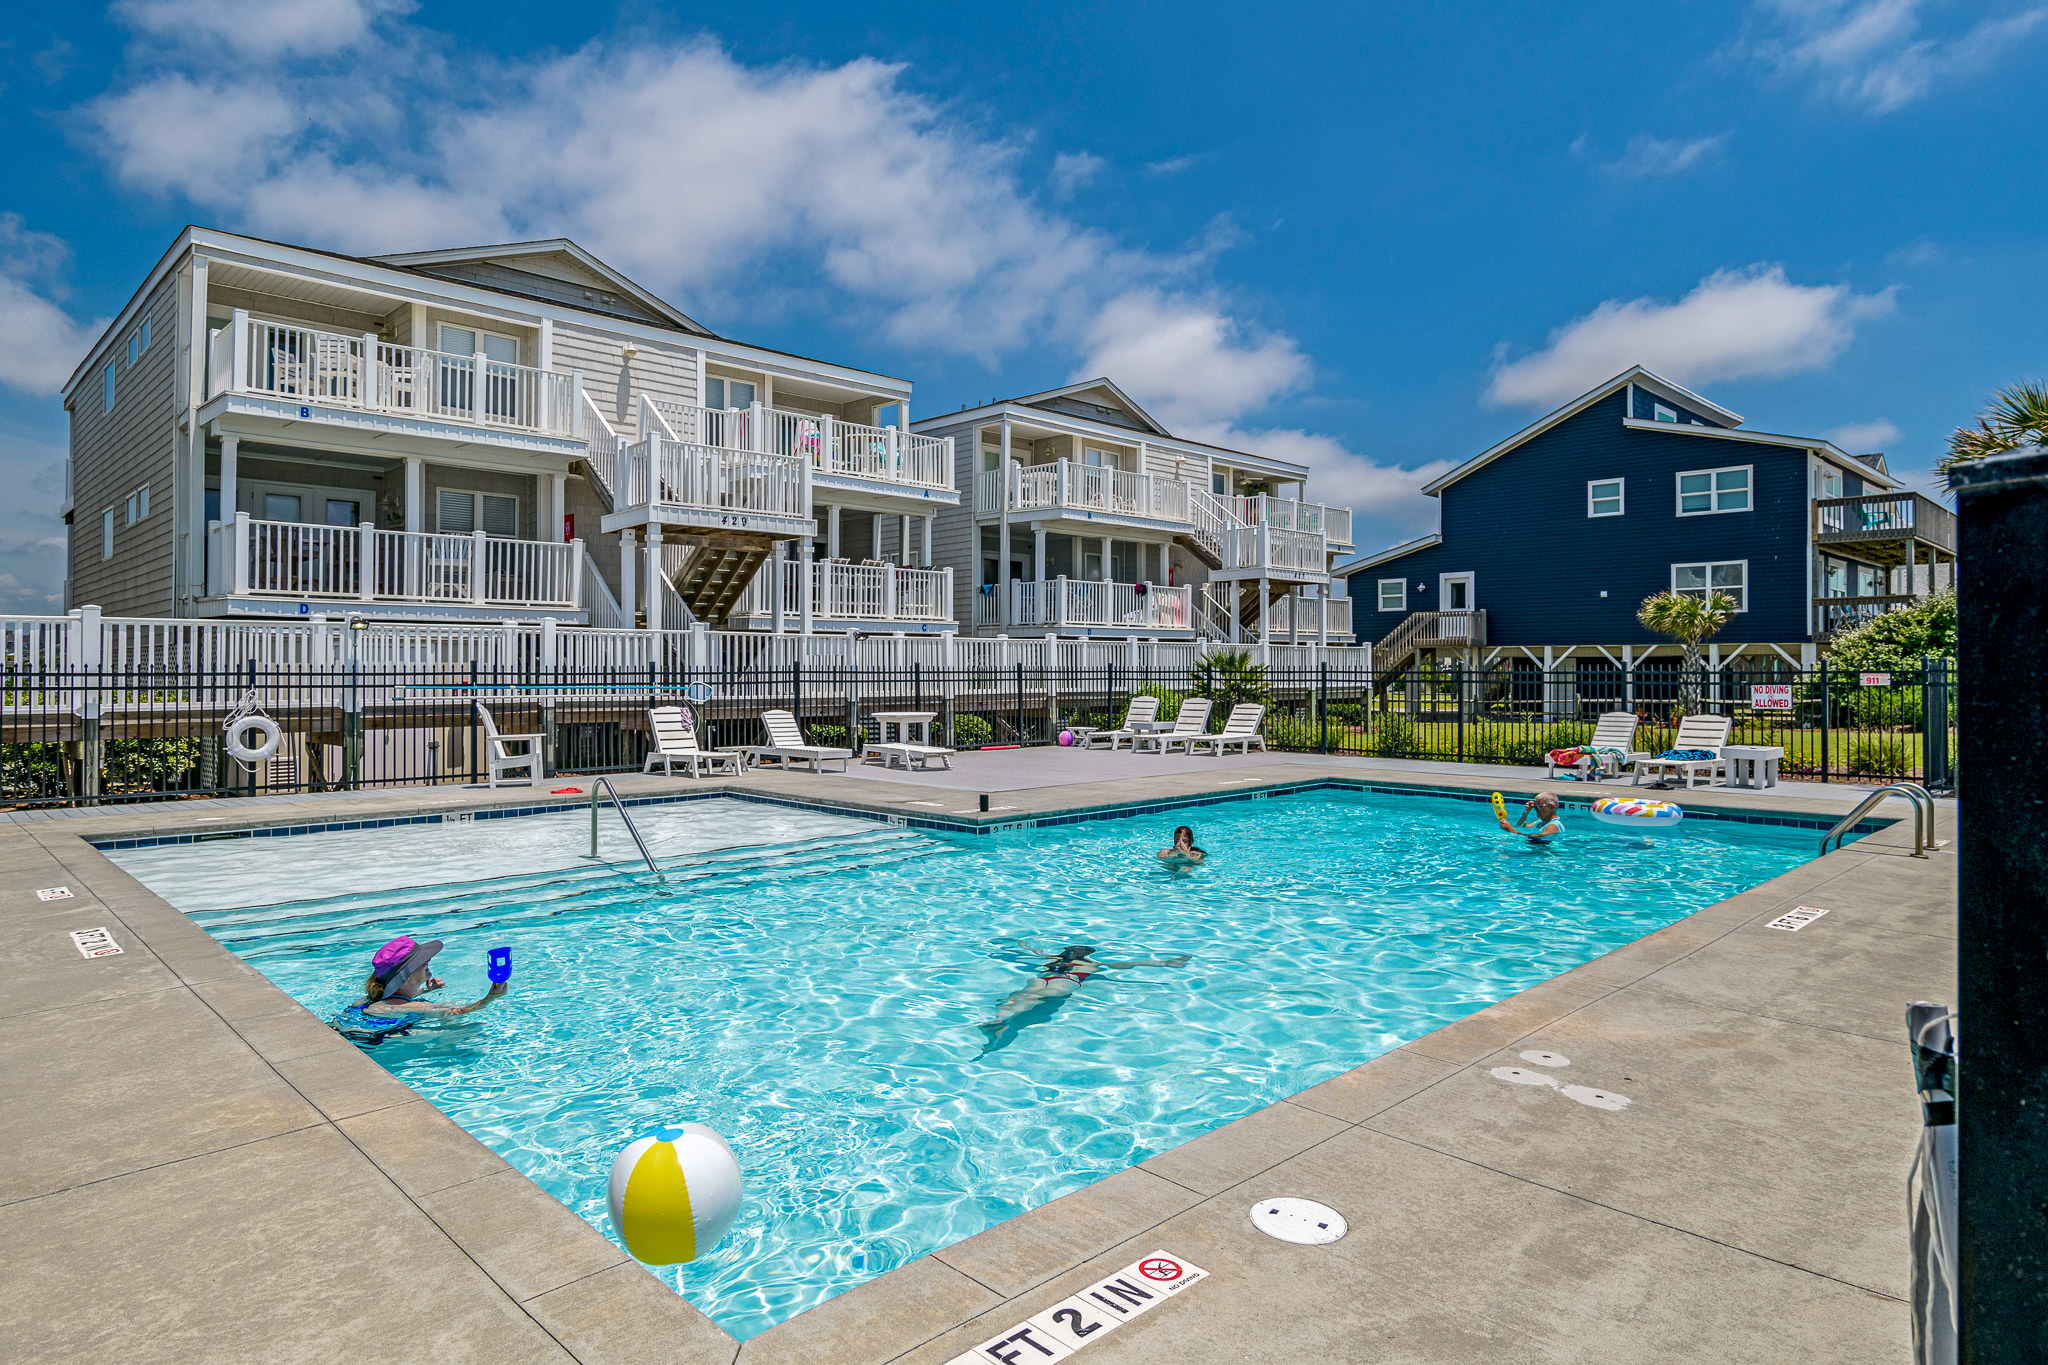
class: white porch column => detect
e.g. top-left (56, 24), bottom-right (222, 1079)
top-left (800, 538), bottom-right (815, 634)
top-left (218, 434), bottom-right (240, 523)
top-left (1099, 534), bottom-right (1111, 582)
top-left (643, 528), bottom-right (663, 632)
top-left (873, 511), bottom-right (883, 563)
top-left (1230, 582), bottom-right (1243, 644)
top-left (899, 514), bottom-right (910, 566)
top-left (1033, 526), bottom-right (1046, 584)
top-left (403, 457), bottom-right (424, 533)
top-left (771, 543), bottom-right (785, 634)
top-left (921, 515), bottom-right (932, 568)
top-left (1319, 591), bottom-right (1330, 646)
top-left (1257, 579), bottom-right (1271, 642)
top-left (550, 473), bottom-right (567, 543)
top-left (998, 417), bottom-right (1013, 628)
top-left (620, 528), bottom-right (638, 627)
top-left (828, 505), bottom-right (841, 559)
top-left (1289, 586), bottom-right (1300, 644)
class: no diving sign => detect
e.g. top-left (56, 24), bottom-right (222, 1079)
top-left (944, 1251), bottom-right (1209, 1364)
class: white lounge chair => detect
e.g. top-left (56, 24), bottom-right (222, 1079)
top-left (865, 741), bottom-right (956, 771)
top-left (1132, 697), bottom-right (1214, 755)
top-left (643, 706), bottom-right (739, 778)
top-left (1082, 695), bottom-right (1160, 750)
top-left (1548, 712), bottom-right (1647, 781)
top-left (1190, 703), bottom-right (1267, 755)
top-left (748, 710), bottom-right (853, 773)
top-left (1631, 714), bottom-right (1733, 789)
top-left (476, 704), bottom-right (542, 788)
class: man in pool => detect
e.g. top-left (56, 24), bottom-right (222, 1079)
top-left (1157, 825), bottom-right (1206, 866)
top-left (354, 936), bottom-right (507, 1023)
top-left (1499, 792), bottom-right (1564, 843)
top-left (977, 940), bottom-right (1192, 1055)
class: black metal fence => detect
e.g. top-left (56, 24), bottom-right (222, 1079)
top-left (0, 655), bottom-right (1956, 809)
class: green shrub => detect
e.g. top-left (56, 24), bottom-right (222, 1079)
top-left (952, 713), bottom-right (994, 747)
top-left (809, 723), bottom-right (848, 748)
top-left (1367, 714), bottom-right (1418, 758)
top-left (1827, 589), bottom-right (1957, 672)
top-left (1134, 683), bottom-right (1186, 723)
top-left (1843, 737), bottom-right (1910, 777)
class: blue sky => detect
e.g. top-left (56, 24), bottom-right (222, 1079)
top-left (2, 0), bottom-right (2043, 609)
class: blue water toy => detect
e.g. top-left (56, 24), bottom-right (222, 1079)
top-left (489, 947), bottom-right (512, 984)
top-left (332, 1003), bottom-right (417, 1045)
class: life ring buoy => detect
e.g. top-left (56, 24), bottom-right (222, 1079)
top-left (1592, 796), bottom-right (1683, 828)
top-left (225, 715), bottom-right (282, 764)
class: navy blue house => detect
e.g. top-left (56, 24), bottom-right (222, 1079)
top-left (1343, 367), bottom-right (1956, 676)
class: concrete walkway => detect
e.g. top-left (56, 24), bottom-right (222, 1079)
top-left (0, 760), bottom-right (1951, 1362)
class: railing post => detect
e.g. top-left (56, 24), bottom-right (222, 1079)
top-left (569, 538), bottom-right (585, 612)
top-left (232, 512), bottom-right (251, 596)
top-left (749, 400), bottom-right (767, 453)
top-left (883, 564), bottom-right (897, 621)
top-left (472, 351), bottom-right (488, 424)
top-left (361, 333), bottom-right (378, 406)
top-left (470, 530), bottom-right (488, 605)
top-left (570, 371), bottom-right (585, 438)
top-left (230, 309), bottom-right (250, 391)
top-left (359, 521), bottom-right (376, 601)
top-left (887, 424), bottom-right (902, 481)
top-left (1054, 575), bottom-right (1067, 627)
top-left (1057, 461), bottom-right (1069, 508)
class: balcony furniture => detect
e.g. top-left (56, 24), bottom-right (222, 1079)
top-left (1722, 745), bottom-right (1784, 791)
top-left (643, 707), bottom-right (740, 779)
top-left (748, 709), bottom-right (852, 773)
top-left (1189, 703), bottom-right (1268, 756)
top-left (865, 710), bottom-right (953, 771)
top-left (1547, 713), bottom-right (1645, 781)
top-left (1081, 695), bottom-right (1160, 750)
top-left (476, 705), bottom-right (542, 788)
top-left (1131, 698), bottom-right (1214, 755)
top-left (1631, 716), bottom-right (1734, 790)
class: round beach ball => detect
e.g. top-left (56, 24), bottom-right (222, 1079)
top-left (1058, 730), bottom-right (1074, 746)
top-left (606, 1123), bottom-right (743, 1265)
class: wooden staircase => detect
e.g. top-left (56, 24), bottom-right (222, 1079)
top-left (1373, 609), bottom-right (1487, 681)
top-left (667, 544), bottom-right (773, 626)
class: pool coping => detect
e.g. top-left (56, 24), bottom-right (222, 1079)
top-left (1, 759), bottom-right (1948, 1363)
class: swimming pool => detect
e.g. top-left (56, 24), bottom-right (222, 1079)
top-left (111, 787), bottom-right (1825, 1339)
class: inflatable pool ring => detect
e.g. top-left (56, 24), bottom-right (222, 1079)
top-left (607, 1123), bottom-right (743, 1265)
top-left (225, 714), bottom-right (282, 764)
top-left (1592, 796), bottom-right (1684, 829)
top-left (1490, 792), bottom-right (1508, 822)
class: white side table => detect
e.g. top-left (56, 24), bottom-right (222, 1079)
top-left (1723, 745), bottom-right (1784, 790)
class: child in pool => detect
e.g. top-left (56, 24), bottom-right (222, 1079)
top-left (1157, 825), bottom-right (1205, 865)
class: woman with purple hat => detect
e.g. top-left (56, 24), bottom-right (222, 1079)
top-left (333, 936), bottom-right (507, 1043)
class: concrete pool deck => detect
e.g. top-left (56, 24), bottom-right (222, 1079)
top-left (1, 755), bottom-right (1953, 1362)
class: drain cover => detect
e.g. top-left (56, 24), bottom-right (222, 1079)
top-left (1250, 1197), bottom-right (1347, 1244)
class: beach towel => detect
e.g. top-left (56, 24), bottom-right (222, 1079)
top-left (1657, 748), bottom-right (1715, 762)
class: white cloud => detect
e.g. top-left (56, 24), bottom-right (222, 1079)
top-left (0, 217), bottom-right (108, 397)
top-left (1750, 0), bottom-right (2048, 112)
top-left (91, 76), bottom-right (298, 199)
top-left (1146, 154), bottom-right (1201, 177)
top-left (111, 0), bottom-right (414, 59)
top-left (1604, 133), bottom-right (1727, 177)
top-left (1050, 151), bottom-right (1103, 199)
top-left (1825, 418), bottom-right (1902, 450)
top-left (1485, 264), bottom-right (1896, 408)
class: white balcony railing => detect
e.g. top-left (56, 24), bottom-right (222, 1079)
top-left (1262, 594), bottom-right (1354, 640)
top-left (647, 399), bottom-right (952, 491)
top-left (206, 513), bottom-right (582, 609)
top-left (736, 561), bottom-right (954, 623)
top-left (206, 311), bottom-right (581, 439)
top-left (1240, 494), bottom-right (1353, 548)
top-left (981, 460), bottom-right (1191, 524)
top-left (1009, 579), bottom-right (1192, 631)
top-left (624, 436), bottom-right (808, 520)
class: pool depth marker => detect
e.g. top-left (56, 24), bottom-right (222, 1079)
top-left (942, 1250), bottom-right (1208, 1364)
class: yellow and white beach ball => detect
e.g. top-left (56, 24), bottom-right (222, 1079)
top-left (606, 1123), bottom-right (743, 1265)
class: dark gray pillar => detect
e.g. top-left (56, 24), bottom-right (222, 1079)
top-left (1950, 446), bottom-right (2048, 1362)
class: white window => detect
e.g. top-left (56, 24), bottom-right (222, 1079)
top-left (438, 489), bottom-right (520, 537)
top-left (125, 486), bottom-right (149, 525)
top-left (1587, 478), bottom-right (1624, 517)
top-left (1676, 465), bottom-right (1751, 515)
top-left (1211, 471), bottom-right (1227, 495)
top-left (703, 376), bottom-right (758, 411)
top-left (101, 509), bottom-right (115, 558)
top-left (437, 325), bottom-right (518, 365)
top-left (127, 319), bottom-right (150, 366)
top-left (1653, 403), bottom-right (1677, 423)
top-left (1672, 560), bottom-right (1747, 611)
top-left (103, 362), bottom-right (115, 412)
top-left (1378, 578), bottom-right (1406, 611)
top-left (1819, 467), bottom-right (1843, 499)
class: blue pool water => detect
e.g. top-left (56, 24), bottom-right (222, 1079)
top-left (112, 789), bottom-right (1821, 1339)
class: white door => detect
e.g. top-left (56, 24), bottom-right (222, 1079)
top-left (1440, 572), bottom-right (1474, 611)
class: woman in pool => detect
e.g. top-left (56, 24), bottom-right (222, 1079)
top-left (977, 939), bottom-right (1192, 1055)
top-left (1499, 792), bottom-right (1564, 844)
top-left (1157, 825), bottom-right (1206, 866)
top-left (335, 936), bottom-right (507, 1041)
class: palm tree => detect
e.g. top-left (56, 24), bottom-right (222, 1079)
top-left (1940, 380), bottom-right (2048, 483)
top-left (1637, 590), bottom-right (1737, 717)
top-left (1191, 646), bottom-right (1270, 719)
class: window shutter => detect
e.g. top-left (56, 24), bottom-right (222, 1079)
top-left (438, 489), bottom-right (474, 534)
top-left (482, 494), bottom-right (519, 538)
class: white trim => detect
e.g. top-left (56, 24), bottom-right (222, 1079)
top-left (1338, 532), bottom-right (1440, 574)
top-left (101, 508), bottom-right (116, 559)
top-left (1587, 477), bottom-right (1624, 517)
top-left (1439, 571), bottom-right (1475, 611)
top-left (1621, 418), bottom-right (1899, 490)
top-left (1675, 464), bottom-right (1753, 516)
top-left (1377, 578), bottom-right (1407, 612)
top-left (1670, 558), bottom-right (1748, 612)
top-left (1652, 402), bottom-right (1677, 423)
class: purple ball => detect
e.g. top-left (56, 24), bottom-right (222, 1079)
top-left (1058, 730), bottom-right (1074, 746)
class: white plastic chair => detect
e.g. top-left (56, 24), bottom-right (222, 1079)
top-left (1132, 697), bottom-right (1214, 755)
top-left (1631, 715), bottom-right (1733, 789)
top-left (475, 704), bottom-right (542, 788)
top-left (644, 706), bottom-right (738, 778)
top-left (1190, 703), bottom-right (1267, 755)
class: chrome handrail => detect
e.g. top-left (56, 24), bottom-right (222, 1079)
top-left (1820, 782), bottom-right (1934, 859)
top-left (589, 777), bottom-right (662, 878)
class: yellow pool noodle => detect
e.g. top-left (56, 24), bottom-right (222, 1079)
top-left (1491, 792), bottom-right (1508, 821)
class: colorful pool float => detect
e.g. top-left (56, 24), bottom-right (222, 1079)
top-left (1592, 796), bottom-right (1684, 828)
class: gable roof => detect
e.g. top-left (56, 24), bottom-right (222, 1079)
top-left (1422, 367), bottom-right (1740, 496)
top-left (1010, 378), bottom-right (1173, 438)
top-left (373, 239), bottom-right (715, 337)
top-left (1336, 534), bottom-right (1442, 574)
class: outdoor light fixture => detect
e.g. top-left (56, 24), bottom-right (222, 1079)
top-left (347, 614), bottom-right (368, 631)
top-left (620, 344), bottom-right (639, 362)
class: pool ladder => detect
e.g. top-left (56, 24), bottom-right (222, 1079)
top-left (1819, 782), bottom-right (1936, 859)
top-left (589, 778), bottom-right (663, 880)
